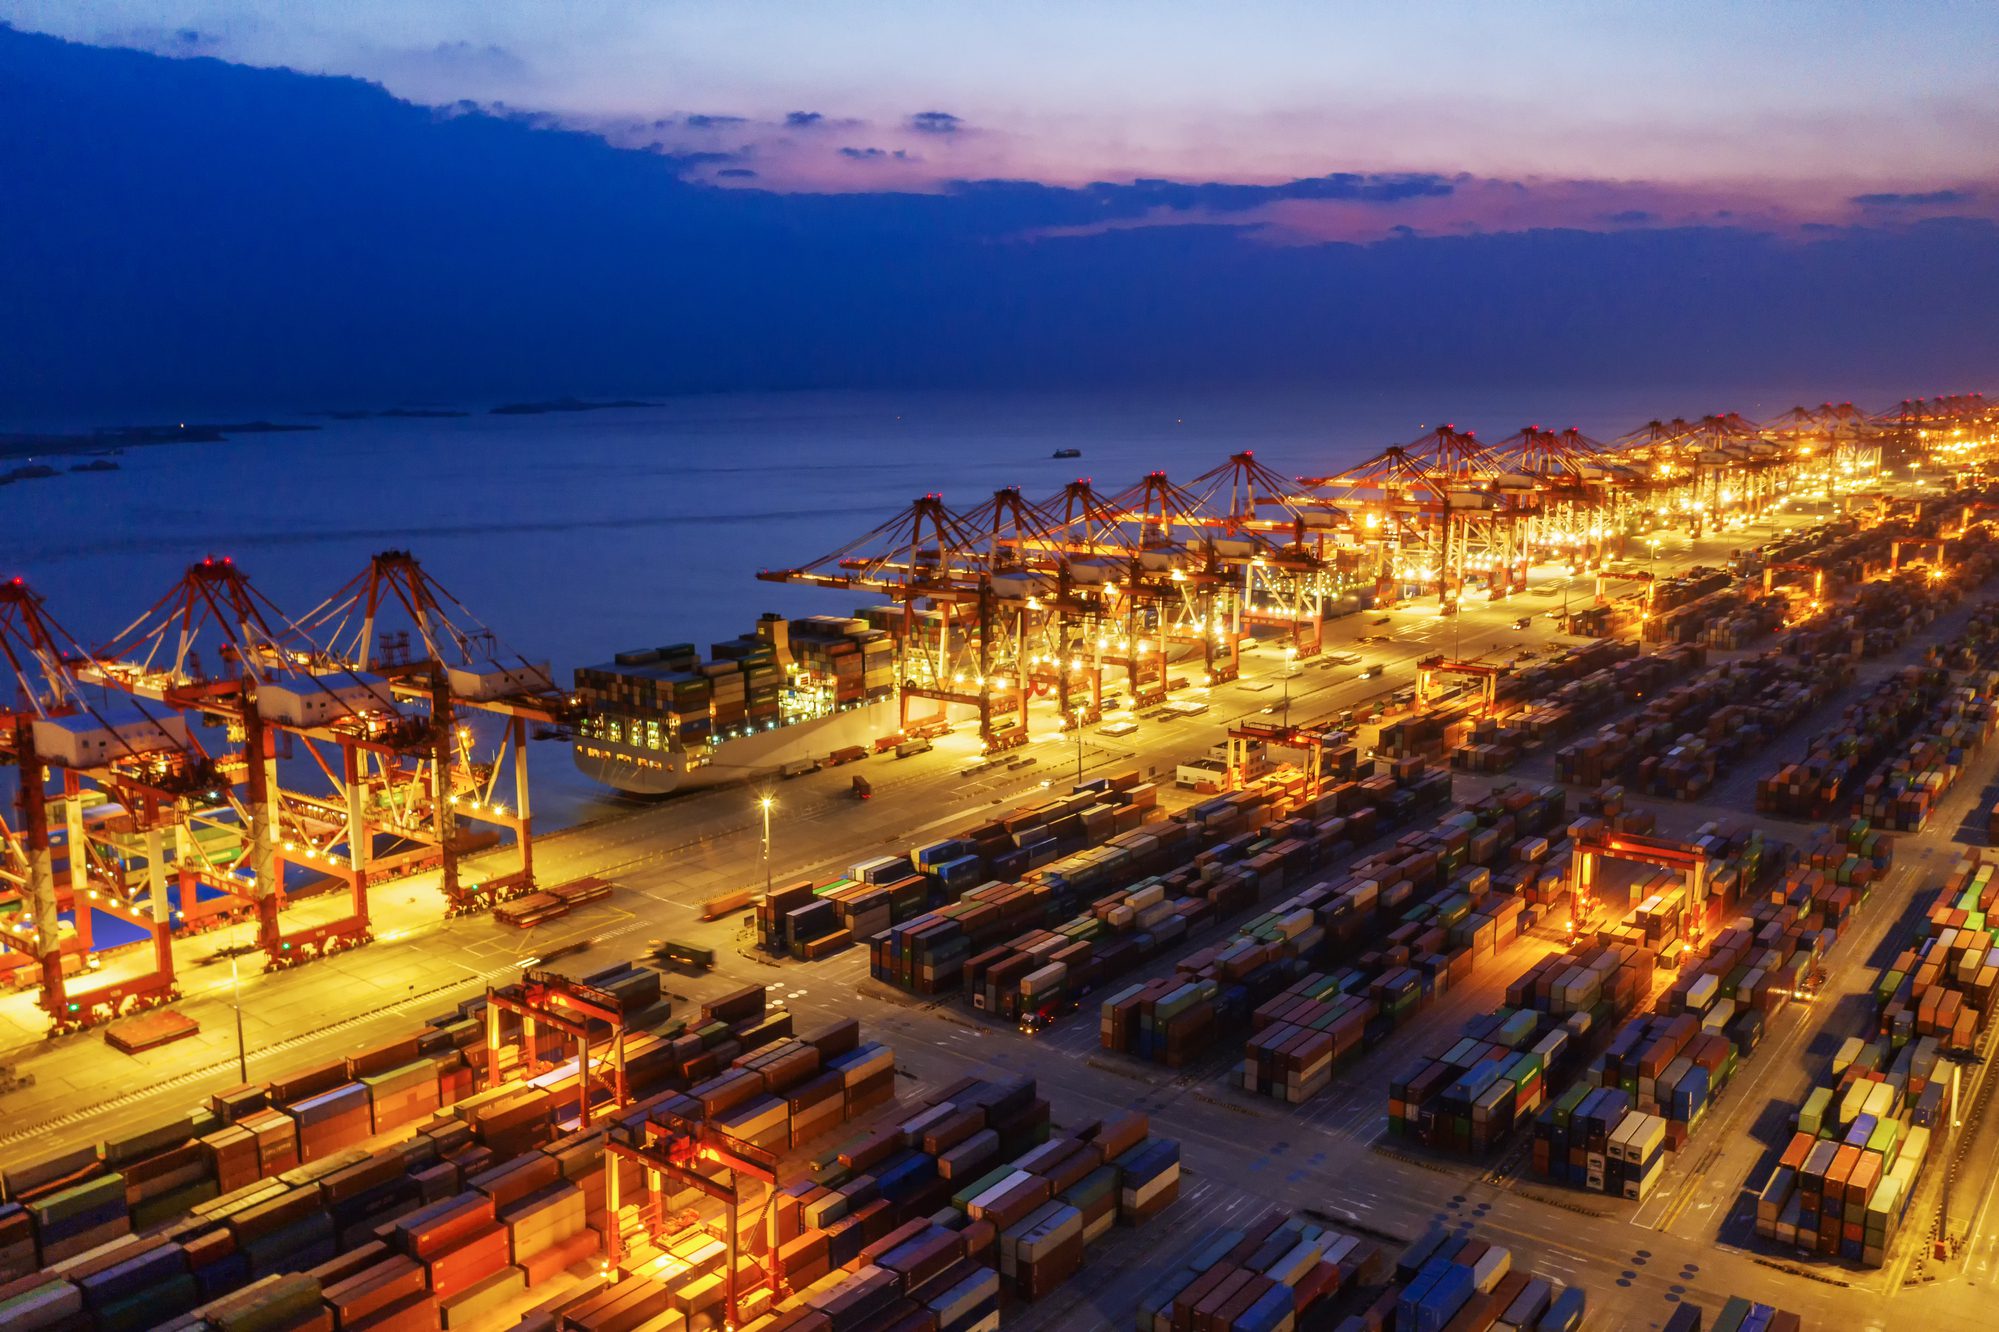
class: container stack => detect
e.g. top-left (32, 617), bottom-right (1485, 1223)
top-left (1325, 1224), bottom-right (1587, 1332)
top-left (1856, 682), bottom-right (1998, 830)
top-left (1133, 1207), bottom-right (1388, 1332)
top-left (1100, 784), bottom-right (1553, 1072)
top-left (0, 968), bottom-right (904, 1325)
top-left (1558, 650), bottom-right (1848, 799)
top-left (876, 763), bottom-right (1457, 1018)
top-left (755, 1083), bottom-right (1182, 1319)
top-left (1395, 941), bottom-right (1650, 1155)
top-left (1757, 665), bottom-right (1956, 819)
top-left (575, 612), bottom-right (896, 757)
top-left (781, 615), bottom-right (895, 708)
top-left (1464, 639), bottom-right (1707, 761)
top-left (290, 1084), bottom-right (375, 1164)
top-left (1240, 972), bottom-right (1377, 1102)
top-left (772, 772), bottom-right (1166, 960)
top-left (1880, 851), bottom-right (1999, 1056)
top-left (1757, 1107), bottom-right (1933, 1265)
top-left (1539, 826), bottom-right (1890, 1193)
top-left (1699, 593), bottom-right (1788, 649)
top-left (1664, 1296), bottom-right (1806, 1332)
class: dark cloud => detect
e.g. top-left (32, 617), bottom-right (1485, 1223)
top-left (421, 41), bottom-right (524, 72)
top-left (651, 149), bottom-right (742, 169)
top-left (1605, 209), bottom-right (1656, 224)
top-left (716, 167), bottom-right (758, 178)
top-left (930, 172), bottom-right (1455, 234)
top-left (839, 146), bottom-right (911, 162)
top-left (1852, 189), bottom-right (1972, 207)
top-left (5, 25), bottom-right (1997, 418)
top-left (909, 111), bottom-right (963, 135)
top-left (684, 113), bottom-right (747, 129)
top-left (785, 111), bottom-right (824, 127)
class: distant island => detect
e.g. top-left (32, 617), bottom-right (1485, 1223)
top-left (98, 421), bottom-right (319, 440)
top-left (1, 421), bottom-right (319, 454)
top-left (489, 397), bottom-right (654, 416)
top-left (320, 407), bottom-right (471, 420)
top-left (0, 420), bottom-right (319, 493)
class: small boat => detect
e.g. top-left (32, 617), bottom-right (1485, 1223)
top-left (1051, 447), bottom-right (1082, 459)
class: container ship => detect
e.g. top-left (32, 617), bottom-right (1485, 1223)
top-left (572, 612), bottom-right (897, 796)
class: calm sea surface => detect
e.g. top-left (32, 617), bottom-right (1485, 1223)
top-left (1, 384), bottom-right (1905, 826)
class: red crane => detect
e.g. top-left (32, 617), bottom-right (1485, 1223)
top-left (299, 551), bottom-right (573, 911)
top-left (93, 558), bottom-right (424, 970)
top-left (0, 577), bottom-right (215, 1029)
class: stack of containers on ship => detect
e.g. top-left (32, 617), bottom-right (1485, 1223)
top-left (782, 614), bottom-right (896, 709)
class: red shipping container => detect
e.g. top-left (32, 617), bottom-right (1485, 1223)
top-left (424, 1224), bottom-right (509, 1302)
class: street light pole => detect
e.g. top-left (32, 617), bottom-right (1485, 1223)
top-left (1074, 708), bottom-right (1085, 784)
top-left (758, 795), bottom-right (773, 896)
top-left (230, 954), bottom-right (248, 1084)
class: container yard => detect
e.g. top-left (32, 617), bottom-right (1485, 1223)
top-left (1749, 847), bottom-right (1999, 1267)
top-left (5, 400), bottom-right (1999, 1331)
top-left (0, 959), bottom-right (1193, 1332)
top-left (1535, 826), bottom-right (1898, 1198)
top-left (1757, 607), bottom-right (1999, 821)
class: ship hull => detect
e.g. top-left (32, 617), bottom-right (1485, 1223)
top-left (572, 698), bottom-right (901, 797)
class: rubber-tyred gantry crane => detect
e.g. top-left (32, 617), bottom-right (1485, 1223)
top-left (299, 551), bottom-right (570, 913)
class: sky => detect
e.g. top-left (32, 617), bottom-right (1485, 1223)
top-left (7, 0), bottom-right (1999, 238)
top-left (1, 7), bottom-right (1995, 418)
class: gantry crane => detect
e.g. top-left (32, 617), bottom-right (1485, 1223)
top-left (0, 578), bottom-right (221, 1030)
top-left (1301, 425), bottom-right (1528, 607)
top-left (1414, 655), bottom-right (1506, 716)
top-left (1483, 425), bottom-right (1637, 572)
top-left (299, 551), bottom-right (571, 912)
top-left (88, 558), bottom-right (428, 970)
top-left (758, 492), bottom-right (1039, 752)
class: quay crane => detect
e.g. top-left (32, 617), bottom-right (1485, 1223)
top-left (761, 399), bottom-right (1954, 745)
top-left (298, 551), bottom-right (574, 912)
top-left (759, 452), bottom-right (1344, 752)
top-left (88, 558), bottom-right (429, 972)
top-left (1299, 425), bottom-right (1529, 608)
top-left (0, 578), bottom-right (217, 1031)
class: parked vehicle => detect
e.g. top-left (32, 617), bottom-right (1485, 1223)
top-left (894, 737), bottom-right (933, 758)
top-left (779, 757), bottom-right (820, 778)
top-left (647, 938), bottom-right (715, 971)
top-left (826, 745), bottom-right (868, 766)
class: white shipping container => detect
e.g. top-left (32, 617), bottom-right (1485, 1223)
top-left (1471, 1244), bottom-right (1512, 1292)
top-left (1121, 1162), bottom-right (1180, 1209)
top-left (1686, 974), bottom-right (1719, 1012)
top-left (925, 1267), bottom-right (1000, 1324)
top-left (967, 1171), bottom-right (1035, 1220)
top-left (1020, 963), bottom-right (1068, 997)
